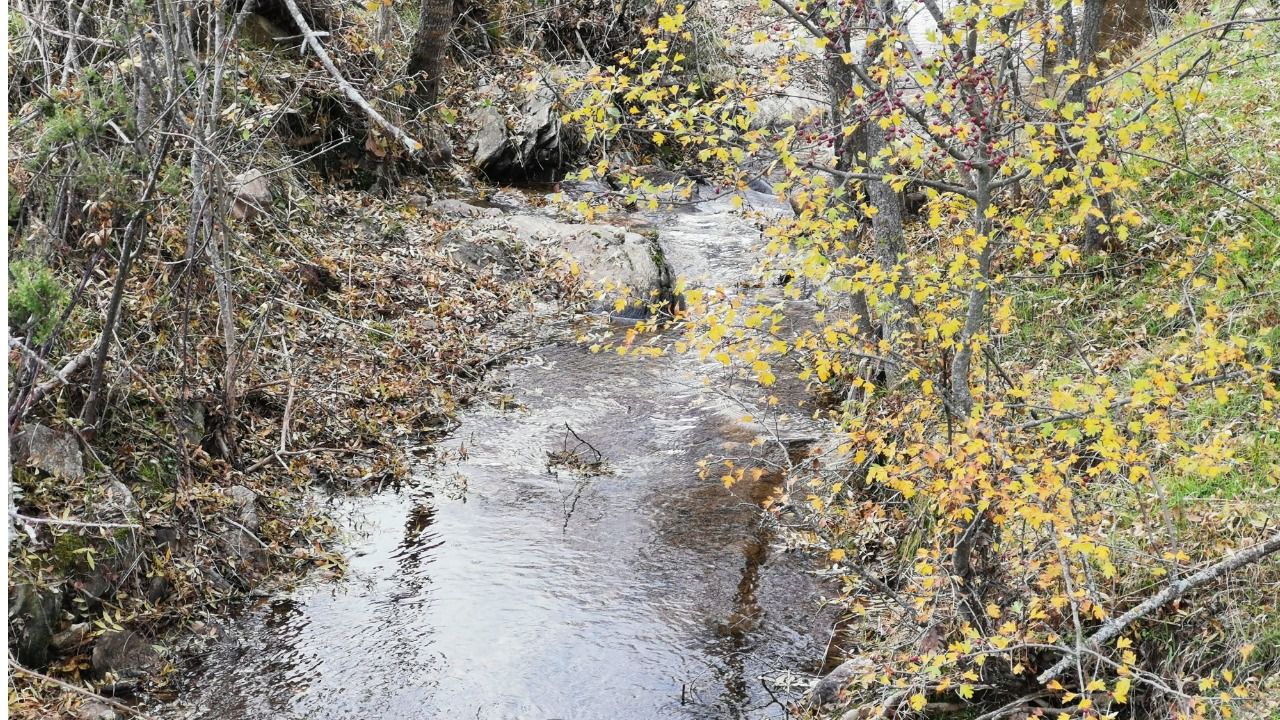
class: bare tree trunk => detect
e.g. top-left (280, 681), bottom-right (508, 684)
top-left (864, 123), bottom-right (911, 386)
top-left (860, 0), bottom-right (914, 386)
top-left (181, 0), bottom-right (255, 462)
top-left (80, 94), bottom-right (175, 438)
top-left (1076, 0), bottom-right (1117, 253)
top-left (821, 0), bottom-right (916, 379)
top-left (407, 0), bottom-right (453, 105)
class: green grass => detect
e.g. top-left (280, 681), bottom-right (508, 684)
top-left (1004, 20), bottom-right (1280, 520)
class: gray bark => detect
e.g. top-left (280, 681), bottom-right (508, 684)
top-left (408, 0), bottom-right (453, 105)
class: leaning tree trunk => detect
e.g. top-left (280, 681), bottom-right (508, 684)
top-left (407, 0), bottom-right (454, 105)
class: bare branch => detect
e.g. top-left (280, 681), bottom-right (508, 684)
top-left (279, 0), bottom-right (424, 156)
top-left (1038, 531), bottom-right (1280, 685)
top-left (10, 661), bottom-right (157, 719)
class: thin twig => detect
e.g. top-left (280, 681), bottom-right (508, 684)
top-left (9, 512), bottom-right (141, 530)
top-left (278, 335), bottom-right (296, 455)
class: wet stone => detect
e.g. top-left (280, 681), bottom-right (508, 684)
top-left (8, 583), bottom-right (63, 666)
top-left (91, 629), bottom-right (162, 679)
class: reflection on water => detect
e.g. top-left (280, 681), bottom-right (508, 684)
top-left (165, 194), bottom-right (832, 720)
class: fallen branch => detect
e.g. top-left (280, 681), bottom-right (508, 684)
top-left (279, 0), bottom-right (423, 156)
top-left (243, 445), bottom-right (371, 474)
top-left (9, 338), bottom-right (101, 418)
top-left (1037, 531), bottom-right (1280, 685)
top-left (10, 512), bottom-right (141, 530)
top-left (9, 661), bottom-right (157, 719)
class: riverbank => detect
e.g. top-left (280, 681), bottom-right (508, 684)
top-left (8, 184), bottom-right (589, 717)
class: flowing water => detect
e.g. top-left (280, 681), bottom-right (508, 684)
top-left (164, 190), bottom-right (835, 719)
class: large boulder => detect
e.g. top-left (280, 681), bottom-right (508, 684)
top-left (487, 215), bottom-right (669, 302)
top-left (738, 38), bottom-right (827, 131)
top-left (470, 79), bottom-right (581, 180)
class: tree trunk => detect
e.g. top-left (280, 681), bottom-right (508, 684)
top-left (407, 0), bottom-right (453, 105)
top-left (1076, 0), bottom-right (1117, 253)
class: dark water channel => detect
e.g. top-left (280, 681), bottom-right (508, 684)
top-left (165, 192), bottom-right (834, 719)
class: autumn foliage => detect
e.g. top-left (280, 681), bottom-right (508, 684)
top-left (564, 0), bottom-right (1280, 716)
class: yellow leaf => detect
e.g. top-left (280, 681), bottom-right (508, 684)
top-left (1114, 677), bottom-right (1131, 704)
top-left (910, 693), bottom-right (927, 711)
top-left (830, 548), bottom-right (846, 562)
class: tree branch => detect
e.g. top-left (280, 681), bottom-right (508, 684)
top-left (280, 0), bottom-right (424, 156)
top-left (1010, 369), bottom-right (1252, 432)
top-left (1037, 531), bottom-right (1280, 685)
top-left (9, 338), bottom-right (101, 419)
top-left (10, 661), bottom-right (157, 719)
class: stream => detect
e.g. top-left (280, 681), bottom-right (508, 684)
top-left (163, 190), bottom-right (836, 719)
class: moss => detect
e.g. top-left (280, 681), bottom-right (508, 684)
top-left (51, 532), bottom-right (88, 571)
top-left (133, 456), bottom-right (175, 498)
